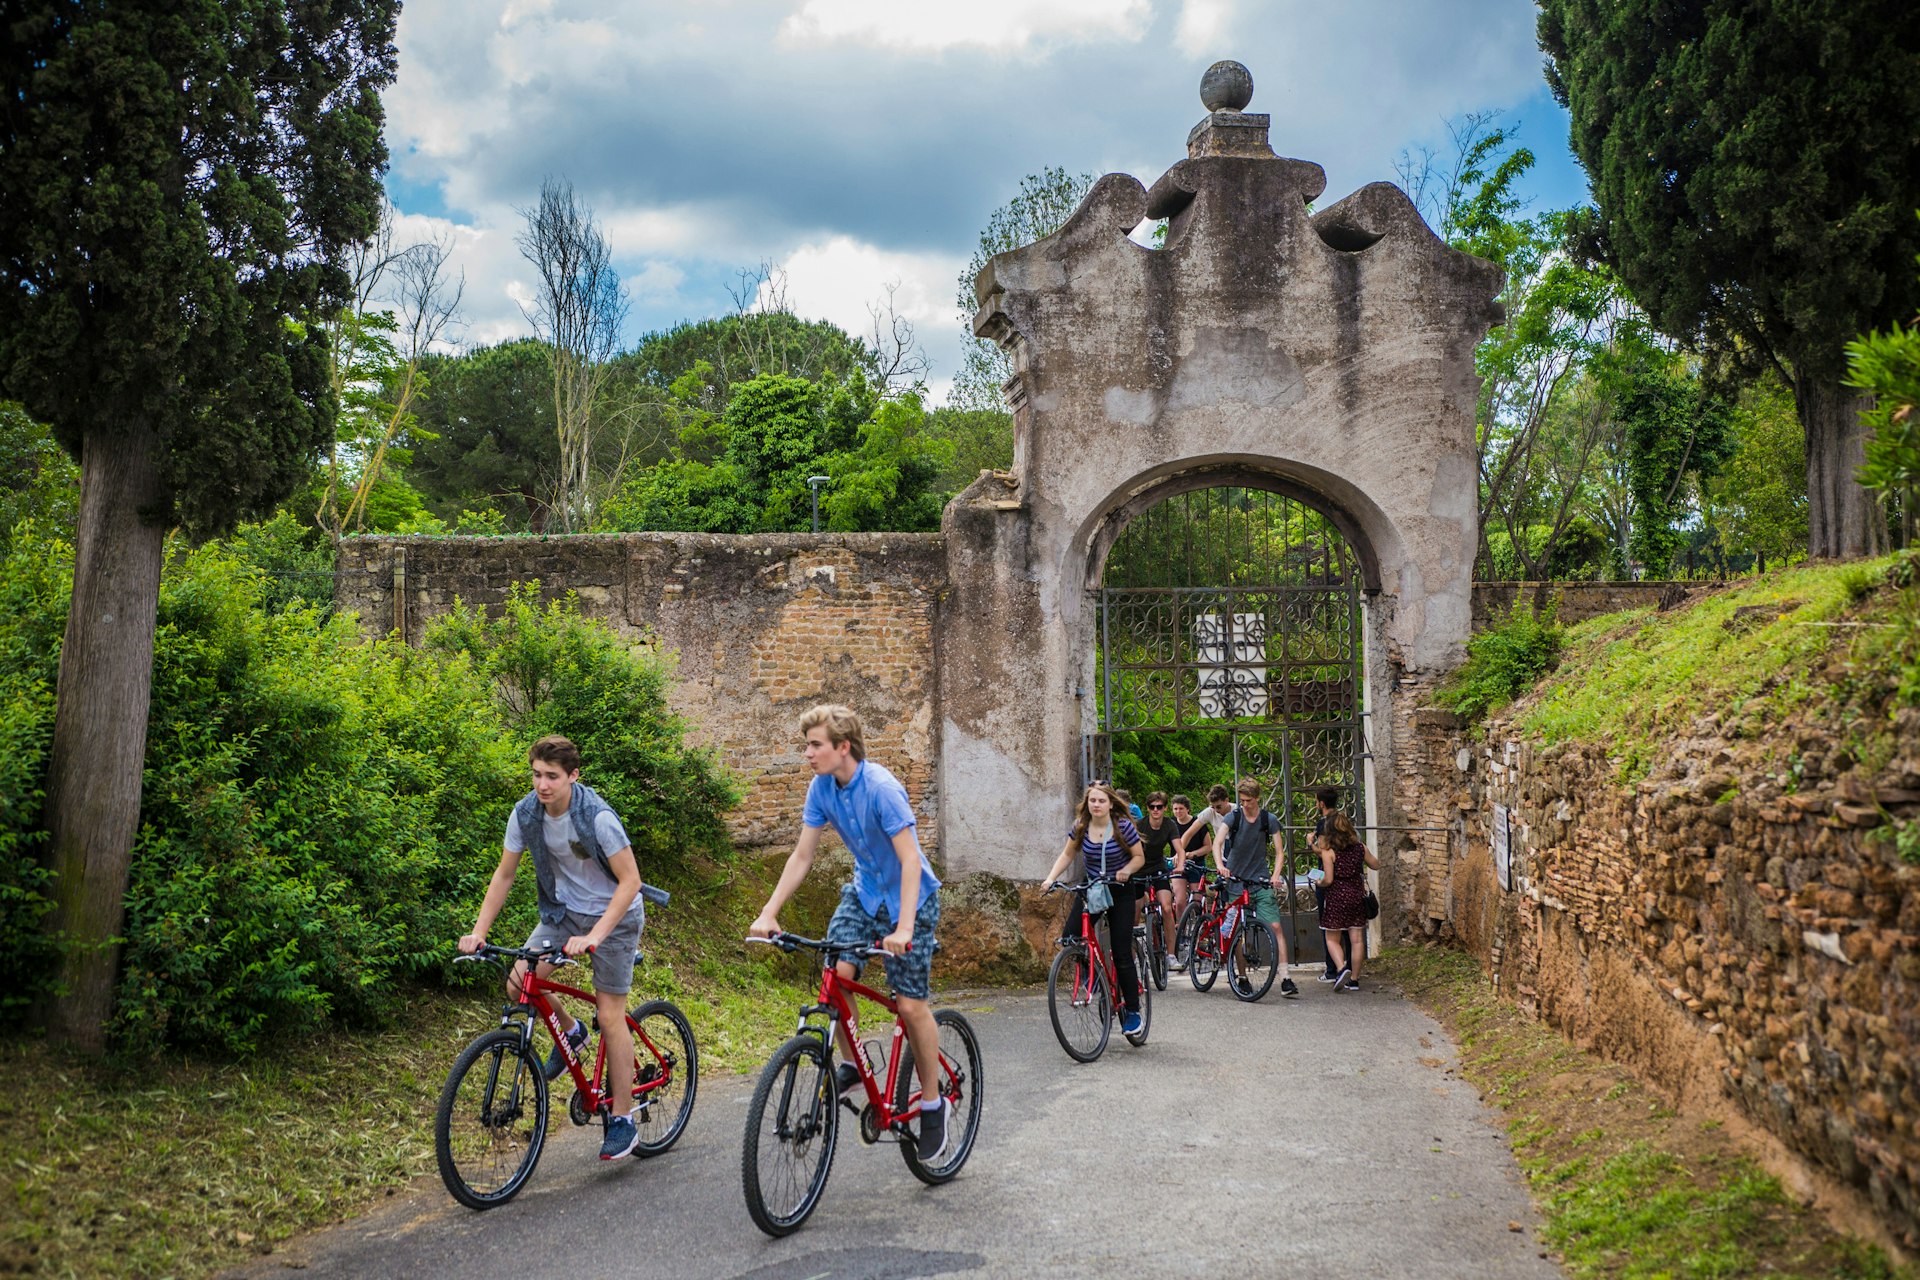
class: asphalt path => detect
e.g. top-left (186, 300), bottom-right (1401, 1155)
top-left (230, 971), bottom-right (1559, 1280)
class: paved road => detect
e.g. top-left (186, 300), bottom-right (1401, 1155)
top-left (232, 974), bottom-right (1558, 1280)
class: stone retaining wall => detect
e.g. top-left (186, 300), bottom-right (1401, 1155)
top-left (335, 533), bottom-right (945, 851)
top-left (1407, 704), bottom-right (1920, 1251)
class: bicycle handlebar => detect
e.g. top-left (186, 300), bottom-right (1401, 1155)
top-left (1045, 874), bottom-right (1126, 893)
top-left (453, 942), bottom-right (581, 969)
top-left (744, 932), bottom-right (907, 960)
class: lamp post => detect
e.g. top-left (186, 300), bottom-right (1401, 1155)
top-left (806, 475), bottom-right (830, 533)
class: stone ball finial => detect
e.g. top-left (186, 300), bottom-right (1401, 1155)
top-left (1199, 60), bottom-right (1253, 112)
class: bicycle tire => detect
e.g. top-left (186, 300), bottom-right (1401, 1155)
top-left (1125, 938), bottom-right (1153, 1046)
top-left (1173, 903), bottom-right (1201, 970)
top-left (628, 1000), bottom-right (698, 1156)
top-left (893, 1009), bottom-right (984, 1185)
top-left (1046, 944), bottom-right (1112, 1062)
top-left (1145, 905), bottom-right (1168, 991)
top-left (1228, 922), bottom-right (1278, 1001)
top-left (742, 1033), bottom-right (839, 1237)
top-left (434, 1028), bottom-right (549, 1211)
top-left (1188, 916), bottom-right (1221, 992)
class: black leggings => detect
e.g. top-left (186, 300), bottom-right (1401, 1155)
top-left (1063, 882), bottom-right (1141, 1012)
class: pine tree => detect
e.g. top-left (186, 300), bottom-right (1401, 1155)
top-left (0, 1), bottom-right (399, 1050)
top-left (1538, 0), bottom-right (1920, 557)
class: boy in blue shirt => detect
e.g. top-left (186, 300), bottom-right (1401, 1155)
top-left (749, 703), bottom-right (947, 1161)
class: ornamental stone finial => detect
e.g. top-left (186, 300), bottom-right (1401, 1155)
top-left (1199, 60), bottom-right (1254, 112)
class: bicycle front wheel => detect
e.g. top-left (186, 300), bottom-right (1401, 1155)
top-left (1146, 908), bottom-right (1168, 991)
top-left (1125, 938), bottom-right (1153, 1047)
top-left (893, 1009), bottom-right (984, 1185)
top-left (1046, 944), bottom-right (1112, 1063)
top-left (1173, 902), bottom-right (1200, 968)
top-left (435, 1028), bottom-right (549, 1210)
top-left (1188, 919), bottom-right (1221, 992)
top-left (1228, 923), bottom-right (1277, 1001)
top-left (742, 1034), bottom-right (839, 1237)
top-left (629, 1000), bottom-right (698, 1156)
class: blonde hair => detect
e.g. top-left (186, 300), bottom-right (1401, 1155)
top-left (799, 703), bottom-right (866, 762)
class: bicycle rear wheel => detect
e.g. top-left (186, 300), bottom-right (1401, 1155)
top-left (1046, 944), bottom-right (1112, 1062)
top-left (1188, 918), bottom-right (1221, 992)
top-left (1228, 923), bottom-right (1277, 1001)
top-left (893, 1009), bottom-right (984, 1185)
top-left (1173, 902), bottom-right (1200, 969)
top-left (1145, 907), bottom-right (1168, 991)
top-left (628, 1000), bottom-right (698, 1155)
top-left (742, 1033), bottom-right (839, 1237)
top-left (435, 1028), bottom-right (549, 1210)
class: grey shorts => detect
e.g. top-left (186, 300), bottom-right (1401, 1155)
top-left (524, 907), bottom-right (644, 995)
top-left (824, 884), bottom-right (939, 1001)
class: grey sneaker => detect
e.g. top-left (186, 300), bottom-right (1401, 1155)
top-left (600, 1112), bottom-right (639, 1160)
top-left (1279, 978), bottom-right (1300, 999)
top-left (1316, 970), bottom-right (1340, 983)
top-left (544, 1019), bottom-right (589, 1081)
top-left (915, 1102), bottom-right (947, 1163)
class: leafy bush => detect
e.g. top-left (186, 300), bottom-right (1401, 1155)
top-left (1436, 596), bottom-right (1565, 723)
top-left (0, 522), bottom-right (69, 1021)
top-left (114, 541), bottom-right (526, 1054)
top-left (423, 583), bottom-right (740, 878)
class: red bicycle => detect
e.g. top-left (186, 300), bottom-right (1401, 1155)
top-left (740, 933), bottom-right (983, 1237)
top-left (435, 942), bottom-right (698, 1209)
top-left (1174, 869), bottom-right (1279, 1000)
top-left (1045, 876), bottom-right (1152, 1062)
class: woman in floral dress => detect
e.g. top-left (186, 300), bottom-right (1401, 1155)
top-left (1317, 812), bottom-right (1378, 991)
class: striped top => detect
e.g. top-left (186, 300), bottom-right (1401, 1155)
top-left (1072, 816), bottom-right (1142, 879)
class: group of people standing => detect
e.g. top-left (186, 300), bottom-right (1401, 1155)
top-left (1042, 775), bottom-right (1381, 1030)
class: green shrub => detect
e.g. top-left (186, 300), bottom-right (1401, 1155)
top-left (423, 583), bottom-right (740, 877)
top-left (1437, 596), bottom-right (1565, 723)
top-left (113, 541), bottom-right (526, 1054)
top-left (0, 522), bottom-right (69, 1022)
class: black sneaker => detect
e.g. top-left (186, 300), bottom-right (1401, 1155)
top-left (1341, 976), bottom-right (1361, 992)
top-left (915, 1102), bottom-right (947, 1163)
top-left (835, 1061), bottom-right (863, 1099)
top-left (543, 1019), bottom-right (589, 1081)
top-left (1279, 978), bottom-right (1300, 999)
top-left (1331, 966), bottom-right (1352, 991)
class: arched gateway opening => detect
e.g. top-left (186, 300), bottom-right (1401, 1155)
top-left (1083, 476), bottom-right (1370, 961)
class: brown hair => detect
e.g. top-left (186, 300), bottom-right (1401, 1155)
top-left (1145, 791), bottom-right (1169, 807)
top-left (1207, 784), bottom-right (1231, 803)
top-left (799, 703), bottom-right (866, 762)
top-left (1236, 776), bottom-right (1263, 799)
top-left (1324, 811), bottom-right (1364, 853)
top-left (529, 734), bottom-right (582, 774)
top-left (1170, 793), bottom-right (1191, 810)
top-left (1071, 783), bottom-right (1129, 847)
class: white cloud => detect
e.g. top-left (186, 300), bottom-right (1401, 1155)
top-left (626, 260), bottom-right (688, 304)
top-left (765, 235), bottom-right (968, 393)
top-left (1174, 0), bottom-right (1234, 58)
top-left (779, 0), bottom-right (1152, 52)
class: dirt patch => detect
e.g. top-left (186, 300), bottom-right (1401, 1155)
top-left (1378, 944), bottom-right (1914, 1279)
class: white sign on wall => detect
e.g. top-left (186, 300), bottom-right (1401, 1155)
top-left (1195, 611), bottom-right (1268, 718)
top-left (1492, 803), bottom-right (1512, 891)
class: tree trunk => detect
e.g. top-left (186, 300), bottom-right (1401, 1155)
top-left (41, 424), bottom-right (167, 1054)
top-left (1799, 375), bottom-right (1888, 559)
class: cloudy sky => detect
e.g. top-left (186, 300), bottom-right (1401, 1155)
top-left (384, 0), bottom-right (1588, 403)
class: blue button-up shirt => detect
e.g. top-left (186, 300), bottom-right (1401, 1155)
top-left (803, 760), bottom-right (940, 921)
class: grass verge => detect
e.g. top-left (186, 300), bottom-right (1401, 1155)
top-left (0, 848), bottom-right (854, 1280)
top-left (1376, 944), bottom-right (1914, 1280)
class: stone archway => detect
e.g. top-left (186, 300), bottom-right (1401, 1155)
top-left (936, 63), bottom-right (1502, 938)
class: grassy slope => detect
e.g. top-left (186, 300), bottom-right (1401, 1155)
top-left (0, 849), bottom-right (848, 1280)
top-left (1379, 946), bottom-right (1914, 1280)
top-left (1514, 556), bottom-right (1918, 782)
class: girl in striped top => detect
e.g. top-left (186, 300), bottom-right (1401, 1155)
top-left (1042, 783), bottom-right (1148, 1034)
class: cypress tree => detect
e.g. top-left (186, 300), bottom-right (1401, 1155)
top-left (1538, 0), bottom-right (1920, 557)
top-left (0, 2), bottom-right (399, 1050)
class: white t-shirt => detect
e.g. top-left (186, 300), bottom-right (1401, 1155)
top-left (504, 807), bottom-right (639, 917)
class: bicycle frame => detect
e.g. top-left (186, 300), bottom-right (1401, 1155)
top-left (504, 964), bottom-right (676, 1116)
top-left (797, 961), bottom-right (944, 1132)
top-left (1190, 875), bottom-right (1255, 965)
top-left (1065, 891), bottom-right (1126, 1018)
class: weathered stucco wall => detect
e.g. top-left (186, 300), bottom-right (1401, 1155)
top-left (335, 533), bottom-right (944, 852)
top-left (1407, 705), bottom-right (1920, 1251)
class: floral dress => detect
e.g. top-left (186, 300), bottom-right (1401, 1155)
top-left (1320, 844), bottom-right (1369, 931)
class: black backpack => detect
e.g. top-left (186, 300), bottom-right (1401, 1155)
top-left (1224, 808), bottom-right (1276, 842)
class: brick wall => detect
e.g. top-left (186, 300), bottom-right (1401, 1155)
top-left (334, 533), bottom-right (945, 853)
top-left (1407, 705), bottom-right (1920, 1251)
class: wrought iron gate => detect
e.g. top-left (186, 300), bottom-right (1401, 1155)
top-left (1086, 486), bottom-right (1367, 961)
